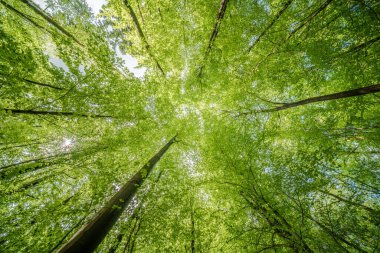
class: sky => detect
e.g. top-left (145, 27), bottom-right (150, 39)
top-left (85, 0), bottom-right (106, 15)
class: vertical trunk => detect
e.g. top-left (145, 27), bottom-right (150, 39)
top-left (2, 108), bottom-right (112, 118)
top-left (319, 190), bottom-right (380, 218)
top-left (57, 134), bottom-right (177, 253)
top-left (22, 78), bottom-right (64, 90)
top-left (242, 191), bottom-right (313, 252)
top-left (239, 84), bottom-right (380, 115)
top-left (123, 0), bottom-right (165, 75)
top-left (0, 0), bottom-right (49, 32)
top-left (190, 199), bottom-right (195, 253)
top-left (190, 211), bottom-right (195, 253)
top-left (198, 0), bottom-right (228, 78)
top-left (309, 216), bottom-right (367, 253)
top-left (108, 171), bottom-right (164, 253)
top-left (287, 0), bottom-right (333, 39)
top-left (248, 0), bottom-right (293, 52)
top-left (343, 35), bottom-right (380, 54)
top-left (20, 0), bottom-right (83, 46)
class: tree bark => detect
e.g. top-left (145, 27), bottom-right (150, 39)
top-left (190, 210), bottom-right (195, 253)
top-left (123, 0), bottom-right (165, 75)
top-left (287, 0), bottom-right (333, 39)
top-left (319, 190), bottom-right (380, 217)
top-left (344, 35), bottom-right (380, 54)
top-left (248, 0), bottom-right (293, 52)
top-left (198, 0), bottom-right (229, 78)
top-left (0, 0), bottom-right (49, 33)
top-left (57, 134), bottom-right (177, 253)
top-left (2, 108), bottom-right (112, 118)
top-left (239, 84), bottom-right (380, 115)
top-left (20, 0), bottom-right (83, 46)
top-left (22, 78), bottom-right (64, 90)
top-left (108, 171), bottom-right (163, 253)
top-left (309, 216), bottom-right (367, 253)
top-left (242, 189), bottom-right (313, 252)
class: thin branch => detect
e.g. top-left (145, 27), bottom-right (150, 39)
top-left (238, 84), bottom-right (380, 116)
top-left (248, 0), bottom-right (293, 52)
top-left (198, 0), bottom-right (229, 78)
top-left (20, 0), bottom-right (83, 46)
top-left (123, 0), bottom-right (165, 76)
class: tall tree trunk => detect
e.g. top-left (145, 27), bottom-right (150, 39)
top-left (108, 171), bottom-right (163, 253)
top-left (57, 134), bottom-right (177, 253)
top-left (198, 0), bottom-right (229, 78)
top-left (190, 208), bottom-right (195, 253)
top-left (123, 0), bottom-right (165, 75)
top-left (0, 0), bottom-right (50, 33)
top-left (0, 153), bottom-right (64, 171)
top-left (20, 0), bottom-right (83, 46)
top-left (239, 84), bottom-right (380, 115)
top-left (343, 35), bottom-right (380, 54)
top-left (22, 78), bottom-right (64, 90)
top-left (242, 190), bottom-right (313, 252)
top-left (248, 0), bottom-right (293, 52)
top-left (287, 0), bottom-right (333, 39)
top-left (2, 108), bottom-right (112, 118)
top-left (309, 216), bottom-right (367, 253)
top-left (319, 190), bottom-right (380, 217)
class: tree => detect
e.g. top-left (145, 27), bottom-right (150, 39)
top-left (56, 134), bottom-right (177, 253)
top-left (235, 84), bottom-right (380, 115)
top-left (0, 0), bottom-right (379, 252)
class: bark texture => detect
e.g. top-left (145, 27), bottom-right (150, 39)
top-left (20, 0), bottom-right (83, 45)
top-left (2, 108), bottom-right (112, 118)
top-left (248, 0), bottom-right (293, 52)
top-left (123, 0), bottom-right (165, 75)
top-left (198, 0), bottom-right (229, 78)
top-left (239, 84), bottom-right (380, 115)
top-left (57, 134), bottom-right (177, 253)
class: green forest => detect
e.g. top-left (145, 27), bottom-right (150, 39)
top-left (0, 0), bottom-right (379, 252)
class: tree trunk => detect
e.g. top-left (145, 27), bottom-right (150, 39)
top-left (319, 190), bottom-right (380, 217)
top-left (198, 0), bottom-right (229, 78)
top-left (20, 0), bottom-right (83, 46)
top-left (248, 0), bottom-right (293, 52)
top-left (22, 78), bottom-right (64, 90)
top-left (2, 108), bottom-right (112, 118)
top-left (242, 190), bottom-right (313, 253)
top-left (240, 84), bottom-right (380, 115)
top-left (0, 0), bottom-right (49, 32)
top-left (57, 134), bottom-right (177, 253)
top-left (123, 0), bottom-right (165, 75)
top-left (344, 35), bottom-right (380, 54)
top-left (287, 0), bottom-right (333, 39)
top-left (309, 216), bottom-right (367, 253)
top-left (108, 170), bottom-right (163, 253)
top-left (190, 209), bottom-right (195, 253)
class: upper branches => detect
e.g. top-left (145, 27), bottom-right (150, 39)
top-left (197, 0), bottom-right (229, 78)
top-left (248, 0), bottom-right (294, 53)
top-left (123, 0), bottom-right (165, 76)
top-left (233, 84), bottom-right (380, 116)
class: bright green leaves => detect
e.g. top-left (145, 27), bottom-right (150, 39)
top-left (0, 0), bottom-right (379, 252)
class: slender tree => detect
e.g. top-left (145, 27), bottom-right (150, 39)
top-left (2, 108), bottom-right (112, 118)
top-left (237, 84), bottom-right (380, 115)
top-left (56, 134), bottom-right (177, 253)
top-left (20, 0), bottom-right (83, 45)
top-left (248, 0), bottom-right (293, 52)
top-left (123, 0), bottom-right (165, 75)
top-left (198, 0), bottom-right (229, 78)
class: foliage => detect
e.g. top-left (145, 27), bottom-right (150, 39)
top-left (0, 0), bottom-right (379, 252)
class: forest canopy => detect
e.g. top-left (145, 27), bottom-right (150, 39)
top-left (0, 0), bottom-right (379, 252)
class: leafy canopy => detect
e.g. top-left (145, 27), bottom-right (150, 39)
top-left (0, 0), bottom-right (379, 252)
